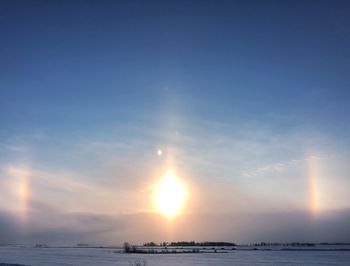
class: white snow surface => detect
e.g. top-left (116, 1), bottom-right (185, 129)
top-left (0, 246), bottom-right (350, 265)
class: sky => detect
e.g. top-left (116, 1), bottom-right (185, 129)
top-left (0, 0), bottom-right (350, 245)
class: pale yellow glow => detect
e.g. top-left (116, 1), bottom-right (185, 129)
top-left (7, 166), bottom-right (31, 220)
top-left (308, 157), bottom-right (319, 214)
top-left (155, 170), bottom-right (186, 217)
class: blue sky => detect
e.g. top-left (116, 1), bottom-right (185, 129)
top-left (0, 0), bottom-right (350, 244)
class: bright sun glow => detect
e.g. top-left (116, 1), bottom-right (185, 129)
top-left (155, 170), bottom-right (186, 218)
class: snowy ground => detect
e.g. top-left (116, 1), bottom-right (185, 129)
top-left (0, 246), bottom-right (350, 265)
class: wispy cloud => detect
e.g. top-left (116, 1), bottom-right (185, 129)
top-left (241, 155), bottom-right (325, 178)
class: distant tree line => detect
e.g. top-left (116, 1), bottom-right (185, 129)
top-left (123, 242), bottom-right (137, 253)
top-left (143, 241), bottom-right (236, 247)
top-left (124, 242), bottom-right (203, 254)
top-left (250, 242), bottom-right (315, 247)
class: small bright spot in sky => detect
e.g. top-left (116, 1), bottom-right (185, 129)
top-left (157, 149), bottom-right (162, 156)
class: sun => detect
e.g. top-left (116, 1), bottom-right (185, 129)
top-left (155, 170), bottom-right (187, 218)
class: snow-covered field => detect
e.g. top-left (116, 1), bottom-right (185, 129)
top-left (0, 246), bottom-right (350, 265)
